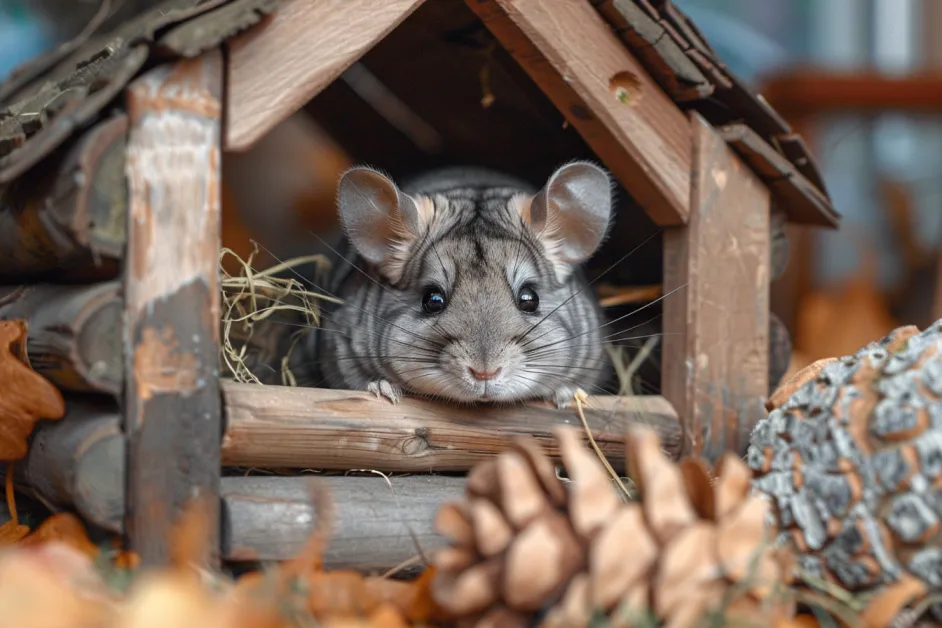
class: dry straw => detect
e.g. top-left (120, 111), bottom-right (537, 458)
top-left (219, 243), bottom-right (340, 386)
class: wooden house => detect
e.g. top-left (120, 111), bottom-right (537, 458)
top-left (0, 0), bottom-right (838, 568)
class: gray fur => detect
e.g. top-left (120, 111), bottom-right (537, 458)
top-left (313, 162), bottom-right (614, 407)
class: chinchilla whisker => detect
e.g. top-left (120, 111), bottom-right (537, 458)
top-left (525, 284), bottom-right (687, 356)
top-left (526, 363), bottom-right (612, 374)
top-left (254, 320), bottom-right (437, 355)
top-left (522, 317), bottom-right (662, 358)
top-left (258, 242), bottom-right (448, 350)
top-left (520, 369), bottom-right (611, 397)
top-left (517, 228), bottom-right (662, 346)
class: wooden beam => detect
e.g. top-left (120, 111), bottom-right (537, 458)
top-left (19, 386), bottom-right (678, 533)
top-left (226, 0), bottom-right (427, 151)
top-left (661, 112), bottom-right (771, 461)
top-left (761, 69), bottom-right (942, 117)
top-left (221, 382), bottom-right (682, 471)
top-left (123, 49), bottom-right (224, 567)
top-left (0, 283), bottom-right (123, 395)
top-left (466, 0), bottom-right (692, 225)
top-left (222, 476), bottom-right (460, 569)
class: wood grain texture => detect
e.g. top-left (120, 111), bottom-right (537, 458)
top-left (123, 49), bottom-right (224, 566)
top-left (221, 382), bottom-right (683, 471)
top-left (466, 0), bottom-right (691, 225)
top-left (226, 0), bottom-right (426, 151)
top-left (20, 404), bottom-right (124, 532)
top-left (0, 114), bottom-right (127, 281)
top-left (661, 112), bottom-right (770, 461)
top-left (0, 283), bottom-right (122, 395)
top-left (222, 475), bottom-right (462, 569)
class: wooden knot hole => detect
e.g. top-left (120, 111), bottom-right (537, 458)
top-left (402, 428), bottom-right (430, 456)
top-left (609, 71), bottom-right (643, 105)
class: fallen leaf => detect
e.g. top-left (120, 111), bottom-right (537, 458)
top-left (19, 513), bottom-right (99, 559)
top-left (0, 320), bottom-right (66, 461)
top-left (0, 519), bottom-right (29, 545)
top-left (860, 573), bottom-right (927, 628)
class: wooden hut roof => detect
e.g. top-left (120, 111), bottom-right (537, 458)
top-left (0, 0), bottom-right (837, 228)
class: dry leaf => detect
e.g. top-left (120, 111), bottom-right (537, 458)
top-left (0, 321), bottom-right (66, 461)
top-left (19, 513), bottom-right (99, 559)
top-left (0, 541), bottom-right (114, 628)
top-left (860, 573), bottom-right (927, 628)
top-left (0, 519), bottom-right (29, 545)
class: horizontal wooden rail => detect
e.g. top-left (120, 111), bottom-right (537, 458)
top-left (221, 382), bottom-right (681, 471)
top-left (15, 384), bottom-right (677, 534)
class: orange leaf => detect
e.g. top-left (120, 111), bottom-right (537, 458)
top-left (0, 519), bottom-right (29, 546)
top-left (19, 513), bottom-right (99, 559)
top-left (861, 573), bottom-right (927, 628)
top-left (0, 320), bottom-right (65, 461)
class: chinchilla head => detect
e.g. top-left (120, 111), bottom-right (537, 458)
top-left (332, 161), bottom-right (614, 403)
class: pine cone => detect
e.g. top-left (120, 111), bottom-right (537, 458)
top-left (431, 426), bottom-right (795, 627)
top-left (749, 322), bottom-right (942, 622)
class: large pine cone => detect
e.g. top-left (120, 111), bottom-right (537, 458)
top-left (749, 322), bottom-right (942, 621)
top-left (431, 426), bottom-right (795, 627)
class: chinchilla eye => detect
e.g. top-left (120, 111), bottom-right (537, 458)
top-left (517, 286), bottom-right (539, 313)
top-left (422, 288), bottom-right (447, 315)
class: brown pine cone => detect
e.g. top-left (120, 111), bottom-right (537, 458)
top-left (749, 322), bottom-right (942, 622)
top-left (431, 426), bottom-right (795, 627)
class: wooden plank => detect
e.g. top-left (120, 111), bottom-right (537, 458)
top-left (222, 476), bottom-right (462, 569)
top-left (0, 282), bottom-right (122, 395)
top-left (661, 112), bottom-right (771, 461)
top-left (222, 382), bottom-right (683, 471)
top-left (123, 49), bottom-right (224, 567)
top-left (467, 0), bottom-right (692, 226)
top-left (718, 123), bottom-right (840, 229)
top-left (226, 0), bottom-right (427, 151)
top-left (0, 115), bottom-right (127, 281)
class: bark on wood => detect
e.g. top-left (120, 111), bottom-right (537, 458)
top-left (123, 50), bottom-right (224, 567)
top-left (467, 0), bottom-right (692, 226)
top-left (0, 282), bottom-right (122, 395)
top-left (661, 113), bottom-right (771, 461)
top-left (221, 382), bottom-right (683, 471)
top-left (225, 0), bottom-right (427, 151)
top-left (0, 115), bottom-right (127, 281)
top-left (222, 475), bottom-right (462, 569)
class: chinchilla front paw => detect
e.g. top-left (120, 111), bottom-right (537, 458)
top-left (367, 379), bottom-right (402, 404)
top-left (553, 387), bottom-right (578, 410)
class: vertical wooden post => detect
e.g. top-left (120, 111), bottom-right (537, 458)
top-left (123, 49), bottom-right (224, 566)
top-left (662, 113), bottom-right (771, 461)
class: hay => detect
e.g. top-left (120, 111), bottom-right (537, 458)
top-left (219, 243), bottom-right (340, 386)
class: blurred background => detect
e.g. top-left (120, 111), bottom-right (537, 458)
top-left (4, 0), bottom-right (942, 379)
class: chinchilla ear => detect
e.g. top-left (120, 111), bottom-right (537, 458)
top-left (526, 161), bottom-right (613, 263)
top-left (337, 167), bottom-right (426, 268)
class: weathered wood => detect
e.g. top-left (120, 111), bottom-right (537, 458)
top-left (662, 113), bottom-right (770, 461)
top-left (0, 283), bottom-right (122, 395)
top-left (467, 0), bottom-right (692, 226)
top-left (0, 115), bottom-right (127, 280)
top-left (226, 0), bottom-right (427, 151)
top-left (222, 475), bottom-right (461, 569)
top-left (222, 382), bottom-right (682, 470)
top-left (123, 50), bottom-right (224, 567)
top-left (18, 404), bottom-right (124, 531)
top-left (18, 384), bottom-right (677, 532)
top-left (718, 123), bottom-right (839, 229)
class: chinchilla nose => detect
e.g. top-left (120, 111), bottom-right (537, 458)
top-left (468, 366), bottom-right (502, 381)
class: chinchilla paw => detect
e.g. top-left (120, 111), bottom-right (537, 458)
top-left (553, 387), bottom-right (577, 410)
top-left (367, 379), bottom-right (402, 404)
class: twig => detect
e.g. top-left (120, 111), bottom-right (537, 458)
top-left (573, 389), bottom-right (632, 500)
